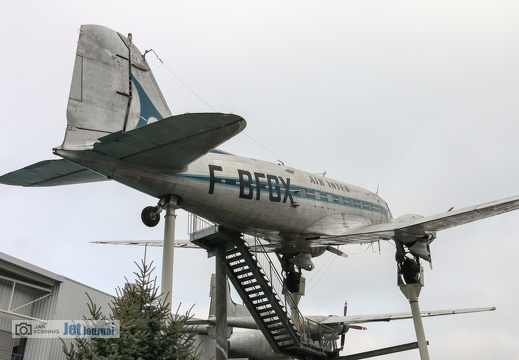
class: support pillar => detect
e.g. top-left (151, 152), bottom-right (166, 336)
top-left (398, 266), bottom-right (430, 360)
top-left (283, 274), bottom-right (305, 330)
top-left (161, 196), bottom-right (178, 310)
top-left (214, 245), bottom-right (228, 360)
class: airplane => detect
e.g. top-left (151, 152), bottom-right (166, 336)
top-left (187, 274), bottom-right (495, 360)
top-left (2, 24), bottom-right (519, 287)
top-left (1, 24), bottom-right (518, 357)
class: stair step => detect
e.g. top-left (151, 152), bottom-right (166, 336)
top-left (244, 285), bottom-right (262, 293)
top-left (238, 278), bottom-right (257, 287)
top-left (277, 340), bottom-right (295, 348)
top-left (254, 304), bottom-right (273, 312)
top-left (228, 259), bottom-right (246, 267)
top-left (237, 275), bottom-right (256, 283)
top-left (266, 323), bottom-right (285, 330)
top-left (226, 248), bottom-right (241, 256)
top-left (234, 268), bottom-right (253, 277)
top-left (261, 315), bottom-right (279, 322)
top-left (228, 263), bottom-right (247, 271)
top-left (226, 255), bottom-right (243, 263)
top-left (245, 293), bottom-right (265, 300)
top-left (274, 334), bottom-right (292, 342)
top-left (259, 308), bottom-right (276, 315)
top-left (251, 298), bottom-right (269, 305)
top-left (269, 329), bottom-right (289, 336)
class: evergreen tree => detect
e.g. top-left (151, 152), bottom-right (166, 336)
top-left (62, 254), bottom-right (201, 360)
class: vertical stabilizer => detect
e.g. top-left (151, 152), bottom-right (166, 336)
top-left (61, 24), bottom-right (172, 150)
top-left (209, 274), bottom-right (250, 318)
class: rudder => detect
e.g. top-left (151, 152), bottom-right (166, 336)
top-left (61, 24), bottom-right (172, 150)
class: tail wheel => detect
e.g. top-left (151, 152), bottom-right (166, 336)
top-left (141, 206), bottom-right (160, 227)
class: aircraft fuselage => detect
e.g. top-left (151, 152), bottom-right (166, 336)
top-left (102, 150), bottom-right (392, 242)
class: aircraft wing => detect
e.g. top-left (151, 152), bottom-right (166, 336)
top-left (192, 307), bottom-right (495, 330)
top-left (93, 112), bottom-right (246, 171)
top-left (91, 240), bottom-right (198, 248)
top-left (316, 307), bottom-right (496, 326)
top-left (0, 159), bottom-right (107, 187)
top-left (312, 195), bottom-right (519, 246)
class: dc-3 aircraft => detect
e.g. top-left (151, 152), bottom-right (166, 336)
top-left (1, 24), bottom-right (518, 358)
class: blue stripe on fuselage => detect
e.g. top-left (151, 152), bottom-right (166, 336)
top-left (172, 173), bottom-right (389, 218)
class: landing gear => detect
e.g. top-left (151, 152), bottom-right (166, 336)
top-left (280, 254), bottom-right (303, 292)
top-left (286, 269), bottom-right (302, 293)
top-left (395, 240), bottom-right (423, 285)
top-left (141, 196), bottom-right (170, 227)
top-left (141, 206), bottom-right (160, 227)
top-left (279, 254), bottom-right (305, 329)
top-left (399, 257), bottom-right (420, 284)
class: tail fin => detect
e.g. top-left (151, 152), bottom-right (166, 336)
top-left (61, 24), bottom-right (172, 150)
top-left (209, 274), bottom-right (250, 318)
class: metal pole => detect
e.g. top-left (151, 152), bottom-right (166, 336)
top-left (161, 196), bottom-right (177, 311)
top-left (406, 284), bottom-right (430, 360)
top-left (399, 265), bottom-right (430, 360)
top-left (215, 245), bottom-right (228, 360)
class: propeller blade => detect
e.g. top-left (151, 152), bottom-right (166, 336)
top-left (340, 301), bottom-right (348, 350)
top-left (349, 325), bottom-right (367, 330)
top-left (328, 246), bottom-right (348, 258)
top-left (428, 245), bottom-right (433, 270)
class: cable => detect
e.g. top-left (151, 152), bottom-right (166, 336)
top-left (144, 49), bottom-right (216, 112)
top-left (146, 48), bottom-right (300, 168)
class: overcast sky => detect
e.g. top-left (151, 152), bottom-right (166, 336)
top-left (1, 1), bottom-right (519, 359)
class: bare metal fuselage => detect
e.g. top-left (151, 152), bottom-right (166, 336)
top-left (83, 149), bottom-right (392, 243)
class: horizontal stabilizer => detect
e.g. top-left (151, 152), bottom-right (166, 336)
top-left (0, 159), bottom-right (107, 187)
top-left (92, 112), bottom-right (246, 171)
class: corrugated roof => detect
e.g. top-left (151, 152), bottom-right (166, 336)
top-left (0, 252), bottom-right (63, 288)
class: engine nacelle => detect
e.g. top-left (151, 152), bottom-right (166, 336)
top-left (392, 214), bottom-right (436, 262)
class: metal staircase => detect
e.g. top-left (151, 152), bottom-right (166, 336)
top-left (189, 216), bottom-right (338, 359)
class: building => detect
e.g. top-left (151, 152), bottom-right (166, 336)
top-left (0, 252), bottom-right (114, 360)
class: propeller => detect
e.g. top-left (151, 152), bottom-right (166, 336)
top-left (340, 301), bottom-right (367, 351)
top-left (340, 301), bottom-right (347, 350)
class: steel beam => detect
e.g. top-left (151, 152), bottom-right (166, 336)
top-left (337, 341), bottom-right (422, 359)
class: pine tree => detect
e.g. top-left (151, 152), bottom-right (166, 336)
top-left (62, 254), bottom-right (201, 360)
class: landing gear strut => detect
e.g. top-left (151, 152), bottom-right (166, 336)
top-left (279, 255), bottom-right (305, 329)
top-left (141, 196), bottom-right (170, 227)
